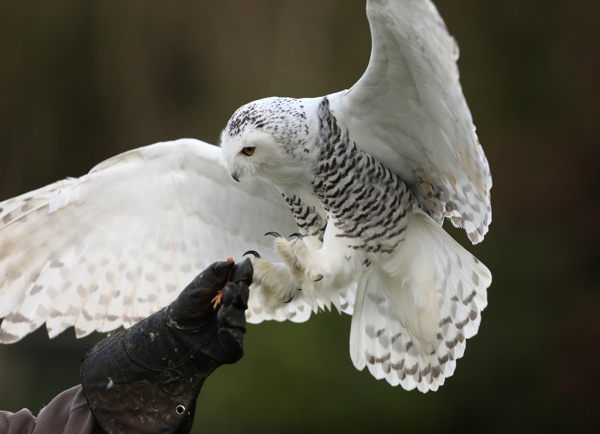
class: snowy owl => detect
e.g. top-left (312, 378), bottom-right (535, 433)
top-left (0, 0), bottom-right (491, 393)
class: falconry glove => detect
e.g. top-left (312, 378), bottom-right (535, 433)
top-left (81, 259), bottom-right (252, 434)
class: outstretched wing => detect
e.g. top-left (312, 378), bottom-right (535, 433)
top-left (328, 0), bottom-right (491, 243)
top-left (0, 139), bottom-right (298, 343)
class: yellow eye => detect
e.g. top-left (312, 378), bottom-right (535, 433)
top-left (242, 147), bottom-right (255, 156)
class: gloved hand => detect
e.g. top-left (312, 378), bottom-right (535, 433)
top-left (81, 259), bottom-right (252, 434)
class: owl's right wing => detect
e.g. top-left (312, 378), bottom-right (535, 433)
top-left (0, 138), bottom-right (302, 343)
top-left (328, 0), bottom-right (492, 244)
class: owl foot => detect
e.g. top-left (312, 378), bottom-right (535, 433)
top-left (268, 233), bottom-right (324, 285)
top-left (243, 250), bottom-right (300, 308)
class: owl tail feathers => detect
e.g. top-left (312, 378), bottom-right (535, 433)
top-left (349, 212), bottom-right (491, 392)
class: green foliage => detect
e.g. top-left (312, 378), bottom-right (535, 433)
top-left (0, 1), bottom-right (598, 432)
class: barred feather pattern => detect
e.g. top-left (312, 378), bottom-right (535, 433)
top-left (281, 194), bottom-right (326, 242)
top-left (301, 97), bottom-right (491, 391)
top-left (312, 98), bottom-right (416, 257)
top-left (351, 241), bottom-right (490, 392)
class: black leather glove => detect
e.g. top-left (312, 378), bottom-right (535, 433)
top-left (81, 259), bottom-right (252, 434)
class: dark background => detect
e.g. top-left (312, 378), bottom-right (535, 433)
top-left (0, 1), bottom-right (598, 432)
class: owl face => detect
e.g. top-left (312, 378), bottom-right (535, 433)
top-left (220, 126), bottom-right (282, 183)
top-left (220, 97), bottom-right (318, 187)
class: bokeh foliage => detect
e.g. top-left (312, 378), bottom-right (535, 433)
top-left (0, 1), bottom-right (598, 432)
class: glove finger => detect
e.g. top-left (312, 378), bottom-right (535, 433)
top-left (191, 260), bottom-right (235, 293)
top-left (170, 260), bottom-right (235, 325)
top-left (217, 304), bottom-right (247, 331)
top-left (216, 306), bottom-right (245, 363)
top-left (229, 258), bottom-right (253, 286)
top-left (216, 326), bottom-right (244, 363)
top-left (221, 282), bottom-right (249, 309)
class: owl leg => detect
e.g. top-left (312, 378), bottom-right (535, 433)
top-left (271, 234), bottom-right (324, 284)
top-left (243, 250), bottom-right (300, 308)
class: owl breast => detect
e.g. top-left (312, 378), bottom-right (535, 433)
top-left (309, 97), bottom-right (418, 260)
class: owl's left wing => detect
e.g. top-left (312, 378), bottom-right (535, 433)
top-left (0, 139), bottom-right (299, 343)
top-left (328, 0), bottom-right (491, 243)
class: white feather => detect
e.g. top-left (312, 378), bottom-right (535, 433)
top-left (0, 139), bottom-right (297, 342)
top-left (350, 213), bottom-right (490, 392)
top-left (329, 0), bottom-right (492, 243)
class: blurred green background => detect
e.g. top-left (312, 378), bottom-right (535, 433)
top-left (0, 0), bottom-right (598, 432)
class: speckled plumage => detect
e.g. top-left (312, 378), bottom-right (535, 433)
top-left (221, 92), bottom-right (490, 392)
top-left (225, 97), bottom-right (310, 149)
top-left (312, 98), bottom-right (415, 255)
top-left (0, 0), bottom-right (491, 393)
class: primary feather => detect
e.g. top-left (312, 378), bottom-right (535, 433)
top-left (0, 140), bottom-right (296, 341)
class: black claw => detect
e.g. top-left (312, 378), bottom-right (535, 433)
top-left (243, 250), bottom-right (261, 258)
top-left (314, 274), bottom-right (324, 282)
top-left (284, 288), bottom-right (302, 303)
top-left (265, 231), bottom-right (283, 238)
top-left (289, 233), bottom-right (303, 239)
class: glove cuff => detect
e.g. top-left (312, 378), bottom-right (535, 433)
top-left (81, 309), bottom-right (215, 434)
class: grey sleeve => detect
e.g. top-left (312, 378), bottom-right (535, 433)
top-left (0, 385), bottom-right (100, 434)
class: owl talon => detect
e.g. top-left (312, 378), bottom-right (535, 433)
top-left (265, 231), bottom-right (283, 238)
top-left (289, 233), bottom-right (303, 239)
top-left (314, 274), bottom-right (324, 282)
top-left (283, 288), bottom-right (302, 303)
top-left (243, 250), bottom-right (261, 258)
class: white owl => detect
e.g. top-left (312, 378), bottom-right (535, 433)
top-left (0, 0), bottom-right (491, 393)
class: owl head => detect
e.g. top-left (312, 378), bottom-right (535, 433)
top-left (220, 97), bottom-right (320, 187)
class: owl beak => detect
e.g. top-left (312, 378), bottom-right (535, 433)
top-left (230, 170), bottom-right (240, 182)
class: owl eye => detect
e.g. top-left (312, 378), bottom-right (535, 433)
top-left (242, 147), bottom-right (255, 156)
